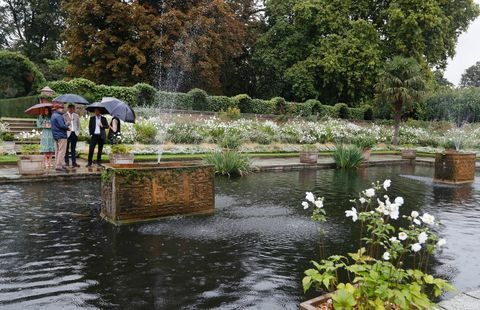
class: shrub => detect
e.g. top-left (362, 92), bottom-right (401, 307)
top-left (219, 133), bottom-right (243, 150)
top-left (271, 97), bottom-right (287, 114)
top-left (111, 144), bottom-right (133, 154)
top-left (207, 95), bottom-right (235, 112)
top-left (167, 122), bottom-right (203, 144)
top-left (333, 145), bottom-right (364, 169)
top-left (189, 88), bottom-right (208, 110)
top-left (335, 103), bottom-right (350, 119)
top-left (157, 91), bottom-right (193, 110)
top-left (250, 130), bottom-right (274, 145)
top-left (204, 150), bottom-right (252, 177)
top-left (0, 51), bottom-right (46, 99)
top-left (320, 104), bottom-right (338, 118)
top-left (20, 144), bottom-right (40, 155)
top-left (219, 107), bottom-right (241, 121)
top-left (0, 96), bottom-right (39, 118)
top-left (134, 122), bottom-right (158, 144)
top-left (233, 94), bottom-right (253, 113)
top-left (348, 107), bottom-right (364, 120)
top-left (352, 136), bottom-right (376, 150)
top-left (250, 98), bottom-right (276, 114)
top-left (363, 105), bottom-right (374, 120)
top-left (135, 83), bottom-right (157, 106)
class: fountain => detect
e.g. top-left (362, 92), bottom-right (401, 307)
top-left (100, 10), bottom-right (217, 225)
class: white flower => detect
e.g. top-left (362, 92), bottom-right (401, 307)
top-left (376, 205), bottom-right (386, 214)
top-left (345, 207), bottom-right (358, 222)
top-left (389, 208), bottom-right (400, 220)
top-left (411, 243), bottom-right (422, 252)
top-left (398, 232), bottom-right (408, 241)
top-left (413, 219), bottom-right (421, 225)
top-left (302, 202), bottom-right (309, 210)
top-left (420, 213), bottom-right (435, 225)
top-left (418, 232), bottom-right (428, 244)
top-left (359, 197), bottom-right (366, 204)
top-left (389, 237), bottom-right (399, 243)
top-left (437, 239), bottom-right (446, 247)
top-left (305, 192), bottom-right (315, 203)
top-left (394, 197), bottom-right (404, 206)
top-left (365, 188), bottom-right (375, 198)
top-left (383, 179), bottom-right (391, 191)
top-left (314, 198), bottom-right (324, 209)
top-left (382, 252), bottom-right (391, 260)
top-left (411, 211), bottom-right (419, 218)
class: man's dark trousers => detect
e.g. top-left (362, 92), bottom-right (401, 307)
top-left (88, 134), bottom-right (104, 165)
top-left (65, 132), bottom-right (78, 165)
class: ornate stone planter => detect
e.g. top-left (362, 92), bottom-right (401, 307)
top-left (101, 162), bottom-right (215, 225)
top-left (300, 293), bottom-right (333, 310)
top-left (109, 153), bottom-right (134, 165)
top-left (401, 149), bottom-right (417, 160)
top-left (434, 152), bottom-right (476, 184)
top-left (300, 151), bottom-right (318, 164)
top-left (17, 155), bottom-right (45, 175)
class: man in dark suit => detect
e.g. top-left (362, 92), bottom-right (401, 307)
top-left (87, 108), bottom-right (109, 167)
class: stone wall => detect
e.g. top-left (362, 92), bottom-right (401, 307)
top-left (101, 163), bottom-right (214, 225)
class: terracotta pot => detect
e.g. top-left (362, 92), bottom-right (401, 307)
top-left (363, 149), bottom-right (371, 161)
top-left (300, 151), bottom-right (318, 164)
top-left (401, 149), bottom-right (417, 160)
top-left (17, 155), bottom-right (45, 175)
top-left (109, 153), bottom-right (134, 165)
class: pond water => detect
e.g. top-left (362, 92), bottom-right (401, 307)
top-left (0, 164), bottom-right (479, 309)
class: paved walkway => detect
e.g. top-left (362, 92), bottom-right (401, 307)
top-left (0, 155), bottom-right (478, 184)
top-left (437, 289), bottom-right (480, 310)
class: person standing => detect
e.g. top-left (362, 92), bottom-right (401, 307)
top-left (108, 116), bottom-right (121, 144)
top-left (64, 104), bottom-right (81, 167)
top-left (50, 103), bottom-right (70, 171)
top-left (36, 108), bottom-right (55, 168)
top-left (87, 108), bottom-right (108, 167)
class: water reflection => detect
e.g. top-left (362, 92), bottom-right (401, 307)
top-left (0, 165), bottom-right (479, 309)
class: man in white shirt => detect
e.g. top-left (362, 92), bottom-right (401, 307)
top-left (87, 108), bottom-right (108, 167)
top-left (63, 104), bottom-right (81, 167)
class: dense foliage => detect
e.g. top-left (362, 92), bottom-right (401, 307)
top-left (460, 61), bottom-right (480, 87)
top-left (204, 150), bottom-right (252, 177)
top-left (424, 87), bottom-right (480, 124)
top-left (333, 145), bottom-right (364, 169)
top-left (0, 51), bottom-right (46, 98)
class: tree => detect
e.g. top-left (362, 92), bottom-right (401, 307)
top-left (460, 61), bottom-right (480, 87)
top-left (63, 0), bottom-right (246, 93)
top-left (0, 50), bottom-right (46, 98)
top-left (375, 57), bottom-right (426, 145)
top-left (0, 0), bottom-right (64, 63)
top-left (253, 0), bottom-right (478, 103)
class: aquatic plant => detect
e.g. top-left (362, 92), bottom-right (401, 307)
top-left (333, 145), bottom-right (364, 169)
top-left (204, 150), bottom-right (252, 177)
top-left (301, 180), bottom-right (453, 309)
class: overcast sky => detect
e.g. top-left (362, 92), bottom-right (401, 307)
top-left (444, 0), bottom-right (480, 85)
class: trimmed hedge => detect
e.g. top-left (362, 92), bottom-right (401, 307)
top-left (0, 96), bottom-right (39, 118)
top-left (47, 78), bottom-right (370, 119)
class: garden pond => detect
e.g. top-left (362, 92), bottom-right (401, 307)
top-left (0, 164), bottom-right (479, 309)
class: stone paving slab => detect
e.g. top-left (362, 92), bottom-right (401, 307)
top-left (466, 289), bottom-right (480, 299)
top-left (437, 291), bottom-right (480, 310)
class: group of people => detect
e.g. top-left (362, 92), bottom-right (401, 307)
top-left (37, 103), bottom-right (121, 171)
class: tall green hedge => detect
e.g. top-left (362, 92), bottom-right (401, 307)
top-left (47, 78), bottom-right (370, 119)
top-left (0, 96), bottom-right (39, 118)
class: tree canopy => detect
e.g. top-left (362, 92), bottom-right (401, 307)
top-left (253, 0), bottom-right (479, 104)
top-left (460, 61), bottom-right (480, 87)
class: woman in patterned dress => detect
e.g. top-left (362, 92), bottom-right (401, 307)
top-left (37, 108), bottom-right (55, 168)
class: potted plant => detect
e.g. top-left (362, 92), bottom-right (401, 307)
top-left (352, 136), bottom-right (376, 161)
top-left (401, 144), bottom-right (417, 160)
top-left (17, 144), bottom-right (45, 175)
top-left (300, 180), bottom-right (453, 309)
top-left (300, 144), bottom-right (318, 164)
top-left (109, 144), bottom-right (134, 164)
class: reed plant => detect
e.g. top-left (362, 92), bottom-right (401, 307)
top-left (333, 145), bottom-right (364, 169)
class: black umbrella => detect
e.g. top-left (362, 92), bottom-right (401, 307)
top-left (53, 94), bottom-right (89, 105)
top-left (86, 102), bottom-right (109, 114)
top-left (100, 97), bottom-right (136, 123)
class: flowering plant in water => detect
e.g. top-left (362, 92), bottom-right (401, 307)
top-left (301, 180), bottom-right (453, 309)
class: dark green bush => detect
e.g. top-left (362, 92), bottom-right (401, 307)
top-left (320, 105), bottom-right (338, 118)
top-left (271, 97), bottom-right (287, 114)
top-left (349, 107), bottom-right (365, 120)
top-left (0, 51), bottom-right (46, 99)
top-left (250, 98), bottom-right (275, 114)
top-left (363, 105), bottom-right (374, 120)
top-left (134, 122), bottom-right (158, 144)
top-left (189, 88), bottom-right (209, 110)
top-left (135, 83), bottom-right (157, 106)
top-left (233, 94), bottom-right (253, 113)
top-left (207, 96), bottom-right (236, 112)
top-left (335, 103), bottom-right (350, 119)
top-left (0, 96), bottom-right (39, 118)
